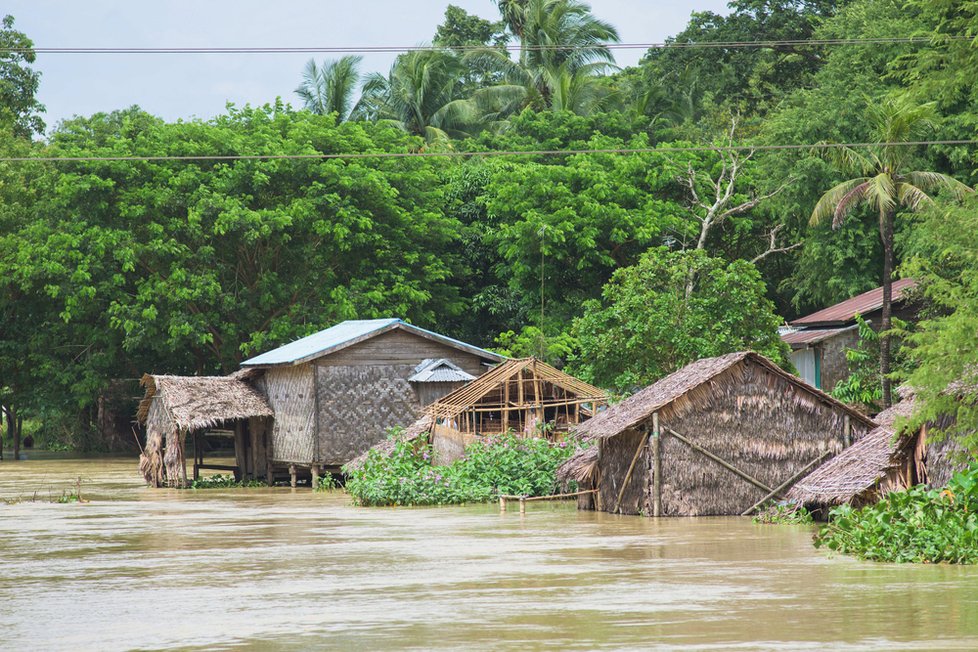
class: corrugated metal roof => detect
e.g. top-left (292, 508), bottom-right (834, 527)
top-left (791, 278), bottom-right (917, 327)
top-left (240, 319), bottom-right (504, 367)
top-left (408, 358), bottom-right (476, 383)
top-left (781, 325), bottom-right (857, 348)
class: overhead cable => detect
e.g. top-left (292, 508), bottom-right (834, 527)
top-left (3, 139), bottom-right (976, 164)
top-left (3, 36), bottom-right (972, 56)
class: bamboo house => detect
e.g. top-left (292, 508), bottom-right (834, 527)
top-left (557, 352), bottom-right (875, 517)
top-left (786, 397), bottom-right (972, 511)
top-left (138, 319), bottom-right (503, 487)
top-left (137, 371), bottom-right (273, 487)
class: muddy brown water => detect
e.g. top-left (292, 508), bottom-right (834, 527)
top-left (1, 455), bottom-right (977, 651)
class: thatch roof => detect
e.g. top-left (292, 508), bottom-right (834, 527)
top-left (424, 357), bottom-right (606, 420)
top-left (557, 352), bottom-right (875, 483)
top-left (136, 373), bottom-right (273, 432)
top-left (785, 400), bottom-right (915, 507)
top-left (344, 414), bottom-right (433, 472)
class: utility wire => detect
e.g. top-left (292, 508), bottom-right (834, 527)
top-left (2, 139), bottom-right (976, 164)
top-left (3, 36), bottom-right (972, 56)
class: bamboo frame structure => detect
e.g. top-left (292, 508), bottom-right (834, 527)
top-left (424, 358), bottom-right (607, 441)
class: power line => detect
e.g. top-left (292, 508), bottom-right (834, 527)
top-left (1, 139), bottom-right (975, 164)
top-left (3, 36), bottom-right (972, 56)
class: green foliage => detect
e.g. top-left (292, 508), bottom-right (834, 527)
top-left (830, 315), bottom-right (883, 410)
top-left (901, 197), bottom-right (978, 447)
top-left (573, 248), bottom-right (789, 392)
top-left (494, 326), bottom-right (578, 367)
top-left (315, 473), bottom-right (340, 492)
top-left (0, 14), bottom-right (44, 137)
top-left (190, 474), bottom-right (264, 489)
top-left (295, 56), bottom-right (362, 121)
top-left (753, 502), bottom-right (813, 525)
top-left (343, 429), bottom-right (582, 507)
top-left (813, 464), bottom-right (978, 564)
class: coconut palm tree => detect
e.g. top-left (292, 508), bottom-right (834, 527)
top-left (811, 97), bottom-right (973, 406)
top-left (474, 0), bottom-right (619, 117)
top-left (353, 50), bottom-right (481, 143)
top-left (295, 56), bottom-right (362, 121)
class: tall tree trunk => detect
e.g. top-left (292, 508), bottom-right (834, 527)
top-left (880, 209), bottom-right (895, 408)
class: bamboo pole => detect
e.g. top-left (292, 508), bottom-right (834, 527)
top-left (843, 414), bottom-right (852, 447)
top-left (595, 437), bottom-right (604, 511)
top-left (614, 431), bottom-right (648, 514)
top-left (289, 464), bottom-right (297, 489)
top-left (740, 450), bottom-right (831, 516)
top-left (193, 432), bottom-right (200, 482)
top-left (652, 412), bottom-right (662, 517)
top-left (502, 378), bottom-right (509, 433)
top-left (664, 427), bottom-right (774, 494)
top-left (311, 464), bottom-right (320, 490)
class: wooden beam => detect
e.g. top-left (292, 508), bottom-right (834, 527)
top-left (740, 450), bottom-right (831, 516)
top-left (664, 427), bottom-right (773, 495)
top-left (614, 430), bottom-right (648, 514)
top-left (233, 422), bottom-right (247, 482)
top-left (652, 412), bottom-right (662, 517)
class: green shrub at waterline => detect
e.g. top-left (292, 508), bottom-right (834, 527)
top-left (813, 464), bottom-right (978, 564)
top-left (343, 431), bottom-right (583, 507)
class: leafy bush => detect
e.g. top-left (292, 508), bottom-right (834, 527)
top-left (343, 430), bottom-right (583, 507)
top-left (190, 474), bottom-right (264, 489)
top-left (813, 464), bottom-right (978, 564)
top-left (753, 502), bottom-right (813, 525)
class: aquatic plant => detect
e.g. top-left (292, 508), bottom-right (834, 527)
top-left (343, 430), bottom-right (583, 507)
top-left (752, 502), bottom-right (813, 525)
top-left (190, 474), bottom-right (264, 489)
top-left (813, 464), bottom-right (978, 564)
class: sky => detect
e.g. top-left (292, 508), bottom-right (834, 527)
top-left (9, 1), bottom-right (730, 132)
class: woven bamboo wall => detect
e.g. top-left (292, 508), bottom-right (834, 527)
top-left (263, 365), bottom-right (316, 465)
top-left (597, 429), bottom-right (649, 514)
top-left (316, 363), bottom-right (423, 464)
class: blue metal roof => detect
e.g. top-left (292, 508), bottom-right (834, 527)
top-left (240, 319), bottom-right (504, 367)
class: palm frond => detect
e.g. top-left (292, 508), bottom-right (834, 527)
top-left (810, 178), bottom-right (868, 226)
top-left (905, 171), bottom-right (975, 201)
top-left (863, 173), bottom-right (897, 218)
top-left (897, 182), bottom-right (933, 212)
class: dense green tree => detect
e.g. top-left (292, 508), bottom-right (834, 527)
top-left (295, 56), bottom-right (362, 121)
top-left (572, 248), bottom-right (789, 392)
top-left (0, 14), bottom-right (44, 137)
top-left (810, 97), bottom-right (973, 406)
top-left (0, 105), bottom-right (464, 447)
top-left (633, 0), bottom-right (841, 122)
top-left (434, 5), bottom-right (507, 49)
top-left (902, 196), bottom-right (978, 450)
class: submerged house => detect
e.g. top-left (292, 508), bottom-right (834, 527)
top-left (787, 397), bottom-right (973, 511)
top-left (348, 357), bottom-right (608, 467)
top-left (138, 318), bottom-right (503, 486)
top-left (138, 371), bottom-right (274, 487)
top-left (781, 278), bottom-right (918, 391)
top-left (557, 352), bottom-right (875, 517)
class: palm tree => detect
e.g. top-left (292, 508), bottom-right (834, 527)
top-left (353, 50), bottom-right (480, 143)
top-left (474, 0), bottom-right (619, 116)
top-left (811, 97), bottom-right (973, 406)
top-left (295, 56), bottom-right (362, 121)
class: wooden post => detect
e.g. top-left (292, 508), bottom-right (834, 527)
top-left (289, 464), bottom-right (297, 489)
top-left (179, 430), bottom-right (188, 489)
top-left (193, 432), bottom-right (200, 482)
top-left (502, 378), bottom-right (510, 433)
top-left (11, 405), bottom-right (19, 462)
top-left (233, 422), bottom-right (247, 482)
top-left (595, 437), bottom-right (604, 511)
top-left (264, 420), bottom-right (275, 486)
top-left (519, 496), bottom-right (526, 515)
top-left (311, 464), bottom-right (320, 490)
top-left (652, 412), bottom-right (662, 517)
top-left (499, 496), bottom-right (507, 512)
top-left (843, 414), bottom-right (852, 447)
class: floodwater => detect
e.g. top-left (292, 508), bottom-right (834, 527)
top-left (1, 456), bottom-right (977, 651)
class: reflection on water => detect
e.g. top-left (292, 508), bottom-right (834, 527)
top-left (1, 456), bottom-right (977, 651)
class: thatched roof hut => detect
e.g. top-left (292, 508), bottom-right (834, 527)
top-left (558, 351), bottom-right (875, 517)
top-left (137, 372), bottom-right (273, 487)
top-left (786, 396), bottom-right (973, 510)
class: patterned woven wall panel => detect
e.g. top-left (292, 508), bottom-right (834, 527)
top-left (264, 366), bottom-right (315, 464)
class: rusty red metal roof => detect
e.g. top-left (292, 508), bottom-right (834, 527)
top-left (781, 326), bottom-right (856, 348)
top-left (790, 278), bottom-right (917, 327)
